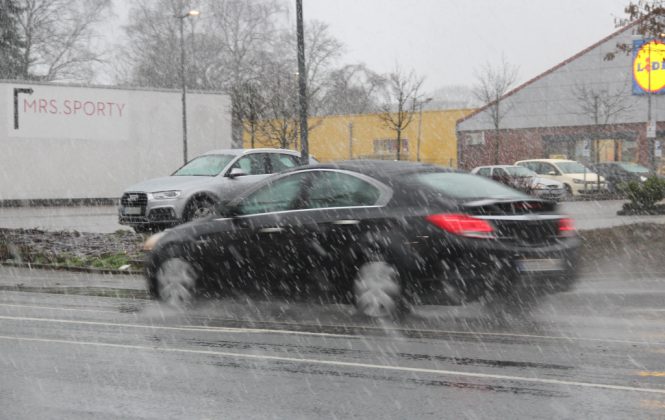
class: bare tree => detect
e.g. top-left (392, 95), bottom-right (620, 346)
top-left (16, 0), bottom-right (112, 82)
top-left (0, 0), bottom-right (24, 79)
top-left (572, 82), bottom-right (633, 163)
top-left (472, 56), bottom-right (519, 164)
top-left (605, 0), bottom-right (665, 60)
top-left (318, 63), bottom-right (385, 115)
top-left (377, 66), bottom-right (424, 160)
top-left (202, 0), bottom-right (285, 146)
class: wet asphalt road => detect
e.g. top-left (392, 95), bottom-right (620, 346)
top-left (0, 267), bottom-right (664, 419)
top-left (1, 200), bottom-right (665, 233)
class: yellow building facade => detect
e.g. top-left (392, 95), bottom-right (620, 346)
top-left (243, 109), bottom-right (473, 167)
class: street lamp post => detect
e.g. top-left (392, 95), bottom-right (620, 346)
top-left (177, 9), bottom-right (199, 165)
top-left (416, 97), bottom-right (433, 162)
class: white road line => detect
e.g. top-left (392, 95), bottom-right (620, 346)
top-left (0, 315), bottom-right (356, 338)
top-left (0, 310), bottom-right (661, 346)
top-left (0, 303), bottom-right (117, 314)
top-left (1, 334), bottom-right (664, 395)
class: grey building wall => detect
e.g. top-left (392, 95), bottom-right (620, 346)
top-left (458, 25), bottom-right (663, 132)
top-left (0, 82), bottom-right (231, 200)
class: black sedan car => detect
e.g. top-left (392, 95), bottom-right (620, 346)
top-left (143, 161), bottom-right (580, 317)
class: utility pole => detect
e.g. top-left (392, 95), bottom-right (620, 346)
top-left (296, 0), bottom-right (309, 164)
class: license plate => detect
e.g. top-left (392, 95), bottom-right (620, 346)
top-left (516, 258), bottom-right (564, 272)
top-left (123, 207), bottom-right (142, 215)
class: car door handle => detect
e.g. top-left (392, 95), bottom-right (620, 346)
top-left (259, 227), bottom-right (285, 233)
top-left (332, 219), bottom-right (360, 225)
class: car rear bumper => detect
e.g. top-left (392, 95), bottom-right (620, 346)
top-left (417, 237), bottom-right (580, 302)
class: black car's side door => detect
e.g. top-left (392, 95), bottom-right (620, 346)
top-left (223, 171), bottom-right (313, 294)
top-left (290, 170), bottom-right (392, 294)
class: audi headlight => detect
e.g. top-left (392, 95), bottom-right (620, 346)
top-left (150, 190), bottom-right (181, 200)
top-left (572, 179), bottom-right (584, 184)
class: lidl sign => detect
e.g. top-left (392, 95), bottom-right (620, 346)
top-left (633, 39), bottom-right (665, 95)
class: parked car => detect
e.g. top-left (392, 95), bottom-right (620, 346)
top-left (590, 162), bottom-right (658, 193)
top-left (471, 165), bottom-right (566, 200)
top-left (143, 160), bottom-right (580, 318)
top-left (514, 159), bottom-right (606, 196)
top-left (119, 148), bottom-right (316, 232)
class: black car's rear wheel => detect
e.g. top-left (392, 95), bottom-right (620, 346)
top-left (352, 261), bottom-right (403, 318)
top-left (154, 256), bottom-right (200, 306)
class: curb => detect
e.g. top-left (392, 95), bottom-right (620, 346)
top-left (0, 260), bottom-right (143, 275)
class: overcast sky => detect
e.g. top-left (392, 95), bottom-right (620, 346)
top-left (111, 0), bottom-right (631, 93)
top-left (299, 0), bottom-right (630, 92)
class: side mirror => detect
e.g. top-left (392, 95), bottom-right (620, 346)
top-left (228, 168), bottom-right (247, 179)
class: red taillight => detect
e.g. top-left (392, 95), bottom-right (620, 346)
top-left (558, 218), bottom-right (576, 237)
top-left (425, 214), bottom-right (495, 239)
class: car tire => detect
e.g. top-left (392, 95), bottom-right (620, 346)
top-left (184, 196), bottom-right (216, 222)
top-left (153, 254), bottom-right (200, 307)
top-left (352, 260), bottom-right (404, 318)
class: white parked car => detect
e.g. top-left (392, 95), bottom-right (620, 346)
top-left (118, 148), bottom-right (316, 232)
top-left (470, 165), bottom-right (567, 200)
top-left (514, 159), bottom-right (606, 196)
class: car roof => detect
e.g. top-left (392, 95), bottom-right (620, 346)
top-left (475, 165), bottom-right (520, 168)
top-left (516, 159), bottom-right (575, 163)
top-left (201, 148), bottom-right (300, 157)
top-left (292, 159), bottom-right (454, 183)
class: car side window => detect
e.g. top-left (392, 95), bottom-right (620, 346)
top-left (476, 167), bottom-right (491, 177)
top-left (495, 168), bottom-right (509, 177)
top-left (268, 154), bottom-right (300, 173)
top-left (544, 164), bottom-right (559, 175)
top-left (235, 172), bottom-right (309, 215)
top-left (306, 171), bottom-right (380, 209)
top-left (232, 154), bottom-right (268, 175)
top-left (532, 163), bottom-right (547, 175)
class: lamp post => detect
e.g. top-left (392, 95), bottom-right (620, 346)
top-left (176, 9), bottom-right (199, 165)
top-left (416, 97), bottom-right (433, 162)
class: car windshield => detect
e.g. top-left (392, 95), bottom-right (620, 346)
top-left (172, 154), bottom-right (236, 176)
top-left (555, 161), bottom-right (590, 174)
top-left (410, 172), bottom-right (528, 199)
top-left (616, 162), bottom-right (650, 173)
top-left (503, 166), bottom-right (536, 176)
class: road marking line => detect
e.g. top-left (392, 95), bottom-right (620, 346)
top-left (639, 372), bottom-right (665, 377)
top-left (0, 312), bottom-right (661, 347)
top-left (0, 303), bottom-right (116, 314)
top-left (1, 334), bottom-right (664, 395)
top-left (0, 315), bottom-right (356, 339)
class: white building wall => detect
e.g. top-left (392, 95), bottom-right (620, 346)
top-left (0, 82), bottom-right (231, 200)
top-left (458, 26), bottom-right (663, 131)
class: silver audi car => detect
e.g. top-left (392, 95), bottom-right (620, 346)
top-left (118, 148), bottom-right (314, 232)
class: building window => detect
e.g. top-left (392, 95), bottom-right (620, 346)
top-left (373, 138), bottom-right (409, 155)
top-left (466, 132), bottom-right (485, 146)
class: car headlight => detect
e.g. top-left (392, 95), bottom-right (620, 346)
top-left (150, 190), bottom-right (181, 200)
top-left (640, 175), bottom-right (648, 182)
top-left (572, 179), bottom-right (584, 184)
top-left (533, 183), bottom-right (546, 189)
top-left (142, 231), bottom-right (167, 252)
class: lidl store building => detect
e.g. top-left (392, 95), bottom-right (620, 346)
top-left (457, 21), bottom-right (665, 173)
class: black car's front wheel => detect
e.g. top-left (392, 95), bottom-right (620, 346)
top-left (352, 261), bottom-right (404, 318)
top-left (153, 256), bottom-right (200, 306)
